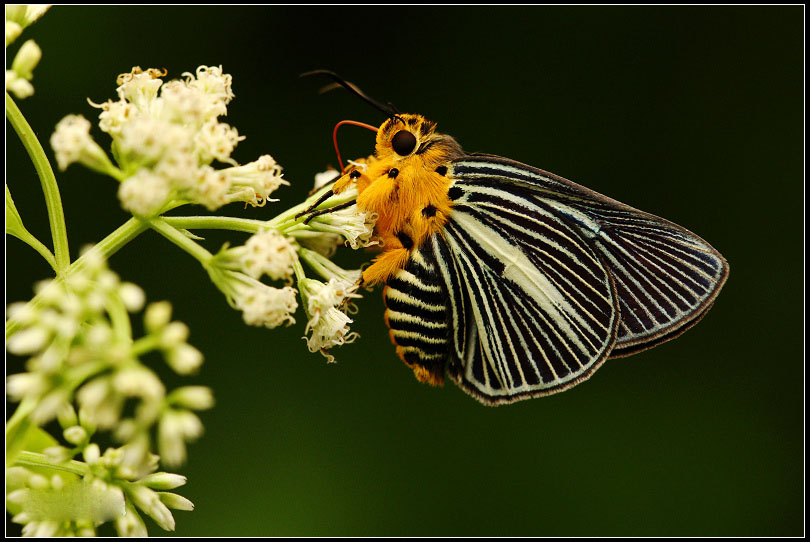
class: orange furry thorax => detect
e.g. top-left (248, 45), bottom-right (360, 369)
top-left (332, 114), bottom-right (465, 285)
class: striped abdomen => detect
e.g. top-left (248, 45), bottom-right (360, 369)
top-left (383, 246), bottom-right (450, 384)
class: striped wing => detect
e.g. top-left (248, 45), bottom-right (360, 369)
top-left (449, 155), bottom-right (729, 358)
top-left (428, 181), bottom-right (621, 405)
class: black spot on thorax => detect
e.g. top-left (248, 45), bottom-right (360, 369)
top-left (396, 231), bottom-right (414, 250)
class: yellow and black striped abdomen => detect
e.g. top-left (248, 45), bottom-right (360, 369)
top-left (383, 247), bottom-right (450, 386)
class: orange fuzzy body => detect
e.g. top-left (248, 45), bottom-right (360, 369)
top-left (333, 114), bottom-right (465, 286)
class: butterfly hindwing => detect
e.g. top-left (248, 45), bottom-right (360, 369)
top-left (449, 154), bottom-right (729, 358)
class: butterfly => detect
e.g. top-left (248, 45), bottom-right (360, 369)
top-left (302, 71), bottom-right (729, 406)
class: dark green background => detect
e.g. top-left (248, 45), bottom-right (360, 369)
top-left (6, 6), bottom-right (803, 536)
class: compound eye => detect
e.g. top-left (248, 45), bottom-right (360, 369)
top-left (391, 130), bottom-right (417, 156)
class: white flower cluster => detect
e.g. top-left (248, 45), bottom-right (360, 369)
top-left (299, 277), bottom-right (362, 363)
top-left (50, 65), bottom-right (288, 216)
top-left (214, 228), bottom-right (298, 282)
top-left (210, 266), bottom-right (299, 329)
top-left (7, 448), bottom-right (194, 536)
top-left (5, 4), bottom-right (49, 99)
top-left (6, 247), bottom-right (211, 534)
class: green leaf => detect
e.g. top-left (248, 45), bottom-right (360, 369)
top-left (6, 183), bottom-right (25, 235)
top-left (6, 183), bottom-right (57, 271)
top-left (8, 478), bottom-right (125, 524)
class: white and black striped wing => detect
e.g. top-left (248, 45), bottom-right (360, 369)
top-left (428, 182), bottom-right (621, 405)
top-left (449, 155), bottom-right (729, 358)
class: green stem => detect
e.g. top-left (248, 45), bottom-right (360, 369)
top-left (148, 217), bottom-right (214, 266)
top-left (106, 291), bottom-right (132, 342)
top-left (14, 451), bottom-right (89, 477)
top-left (162, 215), bottom-right (267, 234)
top-left (299, 247), bottom-right (358, 283)
top-left (5, 398), bottom-right (36, 460)
top-left (6, 92), bottom-right (70, 273)
top-left (264, 183), bottom-right (358, 233)
top-left (131, 334), bottom-right (161, 357)
top-left (5, 218), bottom-right (149, 338)
top-left (291, 256), bottom-right (307, 284)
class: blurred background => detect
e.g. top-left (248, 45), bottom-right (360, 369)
top-left (6, 5), bottom-right (803, 536)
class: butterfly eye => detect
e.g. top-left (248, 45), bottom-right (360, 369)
top-left (391, 130), bottom-right (417, 156)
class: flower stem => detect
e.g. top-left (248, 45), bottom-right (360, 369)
top-left (14, 451), bottom-right (90, 477)
top-left (6, 92), bottom-right (70, 273)
top-left (162, 215), bottom-right (267, 234)
top-left (5, 397), bottom-right (36, 459)
top-left (5, 217), bottom-right (149, 338)
top-left (148, 217), bottom-right (214, 266)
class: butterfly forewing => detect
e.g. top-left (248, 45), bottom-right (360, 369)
top-left (429, 179), bottom-right (620, 404)
top-left (449, 155), bottom-right (729, 357)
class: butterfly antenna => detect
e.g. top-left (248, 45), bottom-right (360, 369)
top-left (301, 70), bottom-right (399, 118)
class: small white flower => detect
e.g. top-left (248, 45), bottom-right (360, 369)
top-left (158, 79), bottom-right (210, 125)
top-left (118, 169), bottom-right (171, 216)
top-left (189, 165), bottom-right (229, 210)
top-left (5, 69), bottom-right (32, 98)
top-left (223, 154), bottom-right (288, 207)
top-left (193, 120), bottom-right (243, 165)
top-left (7, 301), bottom-right (37, 325)
top-left (116, 504), bottom-right (148, 537)
top-left (306, 205), bottom-right (378, 249)
top-left (6, 326), bottom-right (49, 355)
top-left (6, 20), bottom-right (22, 46)
top-left (168, 386), bottom-right (214, 411)
top-left (50, 114), bottom-right (114, 173)
top-left (235, 229), bottom-right (297, 281)
top-left (160, 321), bottom-right (190, 348)
top-left (184, 65), bottom-right (234, 115)
top-left (166, 344), bottom-right (203, 375)
top-left (112, 367), bottom-right (165, 401)
top-left (115, 68), bottom-right (164, 112)
top-left (236, 281), bottom-right (299, 329)
top-left (139, 472), bottom-right (187, 491)
top-left (158, 410), bottom-right (203, 468)
top-left (216, 270), bottom-right (299, 329)
top-left (63, 425), bottom-right (88, 445)
top-left (305, 307), bottom-right (358, 363)
top-left (23, 521), bottom-right (60, 537)
top-left (116, 117), bottom-right (190, 167)
top-left (159, 492), bottom-right (195, 511)
top-left (299, 278), bottom-right (361, 361)
top-left (95, 98), bottom-right (137, 137)
top-left (10, 39), bottom-right (41, 79)
top-left (144, 301), bottom-right (172, 332)
top-left (119, 282), bottom-right (146, 312)
top-left (31, 389), bottom-right (69, 425)
top-left (77, 377), bottom-right (123, 429)
top-left (6, 372), bottom-right (46, 400)
top-left (127, 483), bottom-right (176, 531)
top-left (5, 5), bottom-right (51, 29)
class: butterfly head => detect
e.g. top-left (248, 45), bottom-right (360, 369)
top-left (375, 114), bottom-right (463, 168)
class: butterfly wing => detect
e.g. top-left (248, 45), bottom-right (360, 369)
top-left (425, 175), bottom-right (621, 405)
top-left (449, 154), bottom-right (729, 358)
